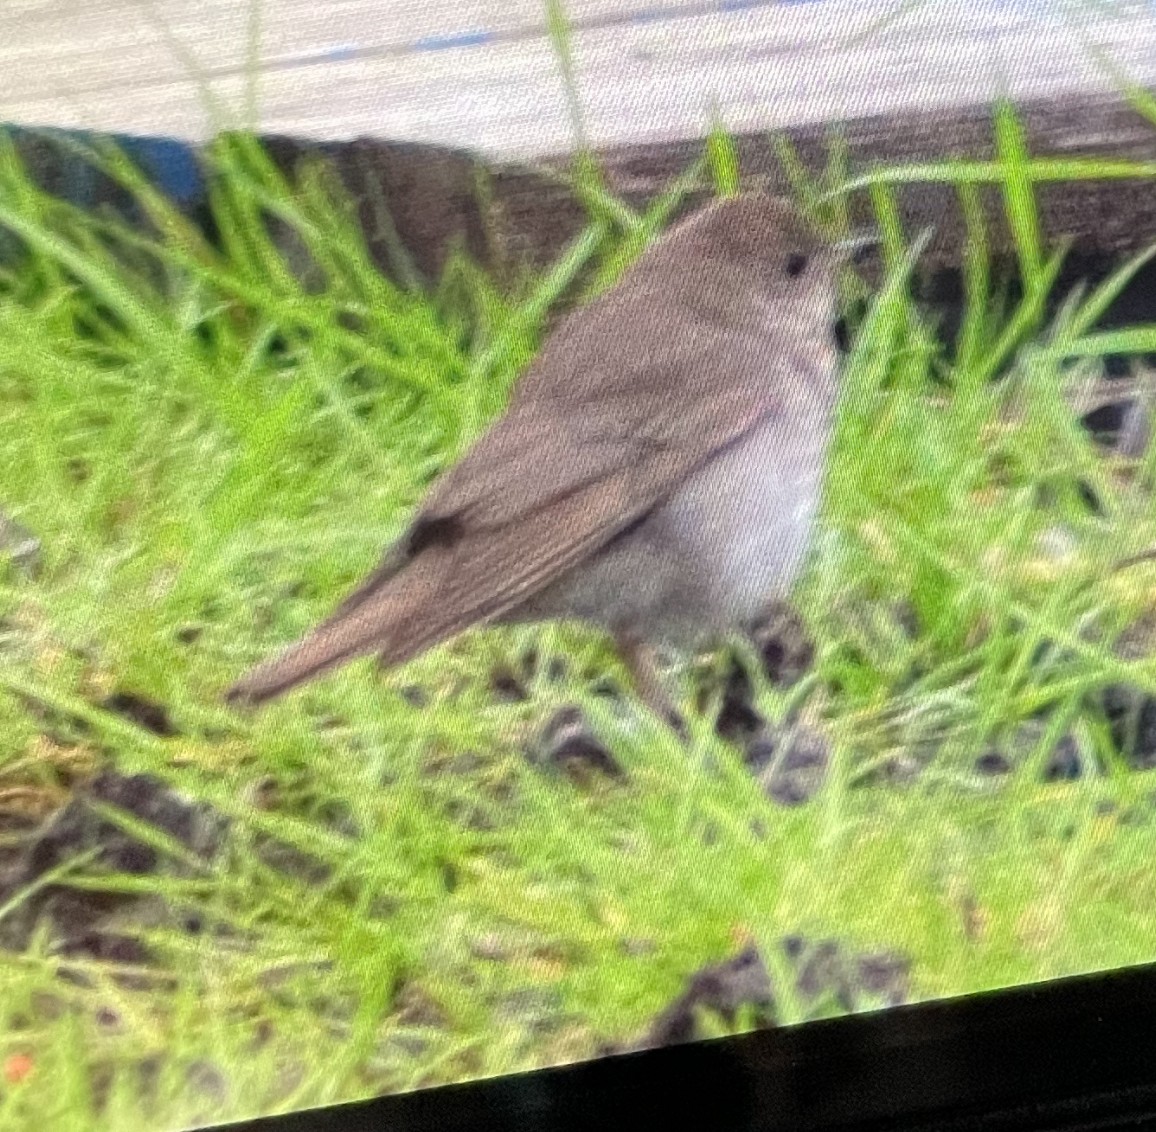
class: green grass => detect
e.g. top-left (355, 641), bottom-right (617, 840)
top-left (1, 102), bottom-right (1156, 1130)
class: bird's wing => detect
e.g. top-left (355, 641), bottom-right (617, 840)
top-left (227, 315), bottom-right (821, 705)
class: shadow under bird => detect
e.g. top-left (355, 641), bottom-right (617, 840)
top-left (226, 194), bottom-right (857, 724)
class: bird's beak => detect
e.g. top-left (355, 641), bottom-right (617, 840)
top-left (833, 231), bottom-right (880, 263)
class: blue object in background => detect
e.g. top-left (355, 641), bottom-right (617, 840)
top-left (1, 124), bottom-right (206, 214)
top-left (115, 133), bottom-right (205, 207)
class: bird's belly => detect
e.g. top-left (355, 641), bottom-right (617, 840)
top-left (656, 412), bottom-right (830, 634)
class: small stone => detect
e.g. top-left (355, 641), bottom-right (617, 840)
top-left (534, 706), bottom-right (624, 784)
top-left (241, 776), bottom-right (279, 811)
top-left (1042, 734), bottom-right (1082, 782)
top-left (796, 940), bottom-right (855, 1012)
top-left (856, 952), bottom-right (911, 1006)
top-left (253, 837), bottom-right (332, 886)
top-left (489, 665), bottom-right (528, 703)
top-left (95, 1006), bottom-right (122, 1031)
top-left (590, 676), bottom-right (624, 700)
top-left (975, 750), bottom-right (1011, 776)
top-left (1118, 394), bottom-right (1152, 459)
top-left (398, 684), bottom-right (428, 708)
top-left (642, 944), bottom-right (776, 1048)
top-left (744, 734), bottom-right (778, 774)
top-left (99, 692), bottom-right (177, 737)
top-left (185, 1059), bottom-right (228, 1107)
top-left (1035, 525), bottom-right (1079, 567)
top-left (749, 603), bottom-right (814, 688)
top-left (470, 934), bottom-right (509, 961)
top-left (622, 938), bottom-right (657, 957)
top-left (1102, 684), bottom-right (1156, 770)
top-left (0, 510), bottom-right (41, 580)
top-left (781, 935), bottom-right (807, 962)
top-left (757, 727), bottom-right (830, 806)
top-left (891, 600), bottom-right (920, 640)
top-left (714, 660), bottom-right (763, 744)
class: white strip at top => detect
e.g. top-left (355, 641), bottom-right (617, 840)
top-left (0, 0), bottom-right (1154, 158)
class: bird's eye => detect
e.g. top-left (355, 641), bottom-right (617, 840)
top-left (785, 253), bottom-right (808, 278)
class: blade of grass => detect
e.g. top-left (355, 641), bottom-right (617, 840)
top-left (972, 244), bottom-right (1068, 386)
top-left (545, 0), bottom-right (621, 228)
top-left (1056, 240), bottom-right (1156, 345)
top-left (773, 132), bottom-right (823, 220)
top-left (869, 180), bottom-right (906, 274)
top-left (0, 200), bottom-right (165, 344)
top-left (993, 100), bottom-right (1044, 296)
top-left (467, 220), bottom-right (608, 390)
top-left (837, 156), bottom-right (1156, 191)
top-left (584, 154), bottom-right (708, 296)
top-left (1054, 327), bottom-right (1156, 358)
top-left (955, 181), bottom-right (990, 378)
top-left (706, 109), bottom-right (741, 198)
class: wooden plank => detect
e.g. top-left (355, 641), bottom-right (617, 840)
top-left (241, 91), bottom-right (1156, 304)
top-left (482, 93), bottom-right (1156, 276)
top-left (9, 91), bottom-right (1154, 297)
top-left (2, 1), bottom-right (1156, 159)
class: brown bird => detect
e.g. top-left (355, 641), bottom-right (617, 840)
top-left (226, 194), bottom-right (849, 724)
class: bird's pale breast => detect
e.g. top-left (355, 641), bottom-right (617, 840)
top-left (656, 397), bottom-right (832, 638)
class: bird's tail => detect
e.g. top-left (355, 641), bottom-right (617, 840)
top-left (225, 565), bottom-right (440, 707)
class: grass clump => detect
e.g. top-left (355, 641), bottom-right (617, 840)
top-left (0, 100), bottom-right (1155, 1130)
